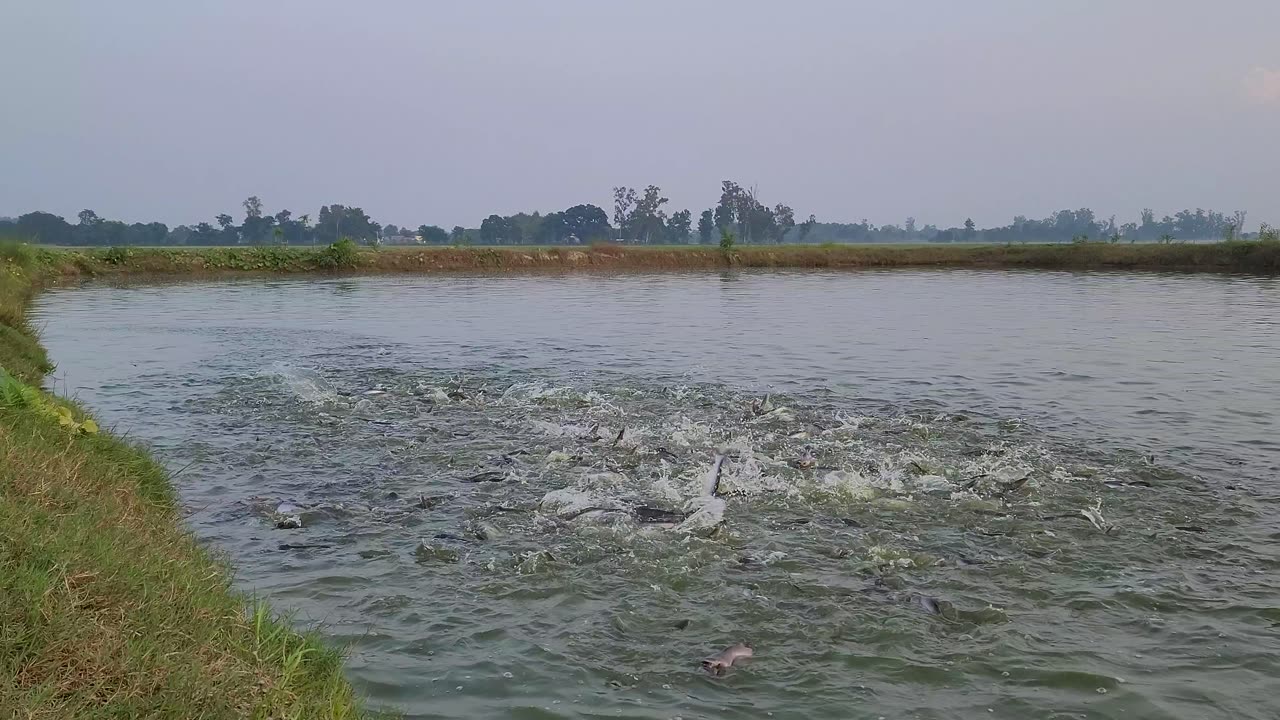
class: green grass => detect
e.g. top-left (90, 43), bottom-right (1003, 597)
top-left (0, 241), bottom-right (371, 719)
top-left (21, 239), bottom-right (1280, 277)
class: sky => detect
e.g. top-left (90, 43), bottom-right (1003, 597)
top-left (2, 1), bottom-right (1278, 231)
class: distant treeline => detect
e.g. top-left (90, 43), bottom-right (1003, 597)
top-left (0, 183), bottom-right (1267, 246)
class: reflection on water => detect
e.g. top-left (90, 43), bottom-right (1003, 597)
top-left (34, 270), bottom-right (1280, 719)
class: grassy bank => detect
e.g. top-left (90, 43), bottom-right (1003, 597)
top-left (0, 243), bottom-right (366, 718)
top-left (21, 239), bottom-right (1280, 279)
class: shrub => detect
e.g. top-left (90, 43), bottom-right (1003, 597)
top-left (317, 238), bottom-right (359, 269)
top-left (719, 229), bottom-right (736, 254)
top-left (0, 240), bottom-right (37, 268)
top-left (101, 246), bottom-right (135, 265)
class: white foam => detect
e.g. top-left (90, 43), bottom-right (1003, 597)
top-left (265, 363), bottom-right (340, 404)
top-left (538, 488), bottom-right (602, 518)
top-left (915, 474), bottom-right (954, 493)
top-left (817, 470), bottom-right (879, 501)
top-left (677, 497), bottom-right (725, 536)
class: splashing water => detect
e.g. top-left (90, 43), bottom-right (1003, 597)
top-left (33, 272), bottom-right (1280, 720)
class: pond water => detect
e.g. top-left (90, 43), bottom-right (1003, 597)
top-left (34, 269), bottom-right (1280, 720)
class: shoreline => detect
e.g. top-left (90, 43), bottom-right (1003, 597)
top-left (1, 238), bottom-right (1277, 716)
top-left (28, 241), bottom-right (1280, 279)
top-left (0, 243), bottom-right (369, 718)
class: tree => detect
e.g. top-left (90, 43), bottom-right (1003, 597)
top-left (73, 209), bottom-right (105, 245)
top-left (963, 218), bottom-right (976, 242)
top-left (773, 203), bottom-right (795, 243)
top-left (698, 210), bottom-right (714, 244)
top-left (1232, 210), bottom-right (1247, 236)
top-left (384, 224), bottom-right (400, 237)
top-left (450, 226), bottom-right (466, 243)
top-left (561, 204), bottom-right (611, 242)
top-left (905, 217), bottom-right (917, 238)
top-left (631, 185), bottom-right (669, 243)
top-left (192, 222), bottom-right (219, 244)
top-left (612, 186), bottom-right (637, 239)
top-left (798, 214), bottom-right (817, 243)
top-left (17, 211), bottom-right (74, 244)
top-left (418, 225), bottom-right (448, 244)
top-left (298, 214), bottom-right (312, 245)
top-left (715, 181), bottom-right (741, 232)
top-left (141, 222), bottom-right (168, 245)
top-left (315, 204), bottom-right (378, 244)
top-left (480, 214), bottom-right (512, 244)
top-left (240, 197), bottom-right (273, 244)
top-left (243, 196), bottom-right (263, 219)
top-left (535, 212), bottom-right (569, 244)
top-left (731, 185), bottom-right (775, 243)
top-left (274, 209), bottom-right (292, 226)
top-left (666, 209), bottom-right (692, 244)
top-left (213, 213), bottom-right (239, 244)
top-left (506, 212), bottom-right (544, 243)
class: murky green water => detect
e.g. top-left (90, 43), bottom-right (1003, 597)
top-left (34, 270), bottom-right (1280, 719)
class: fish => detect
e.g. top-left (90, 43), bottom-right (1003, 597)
top-left (655, 447), bottom-right (679, 462)
top-left (566, 508), bottom-right (630, 524)
top-left (271, 501), bottom-right (305, 528)
top-left (905, 593), bottom-right (963, 621)
top-left (471, 521), bottom-right (503, 541)
top-left (789, 446), bottom-right (817, 470)
top-left (415, 494), bottom-right (448, 509)
top-left (413, 541), bottom-right (461, 564)
top-left (1080, 500), bottom-right (1110, 532)
top-left (751, 394), bottom-right (775, 416)
top-left (702, 454), bottom-right (728, 497)
top-left (634, 506), bottom-right (688, 524)
top-left (702, 643), bottom-right (753, 675)
top-left (274, 515), bottom-right (303, 529)
top-left (910, 593), bottom-right (943, 615)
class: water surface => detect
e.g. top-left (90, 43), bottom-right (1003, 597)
top-left (34, 270), bottom-right (1280, 719)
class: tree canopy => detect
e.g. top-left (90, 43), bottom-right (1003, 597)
top-left (0, 186), bottom-right (1261, 248)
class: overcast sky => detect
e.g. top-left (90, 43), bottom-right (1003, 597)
top-left (3, 1), bottom-right (1278, 230)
